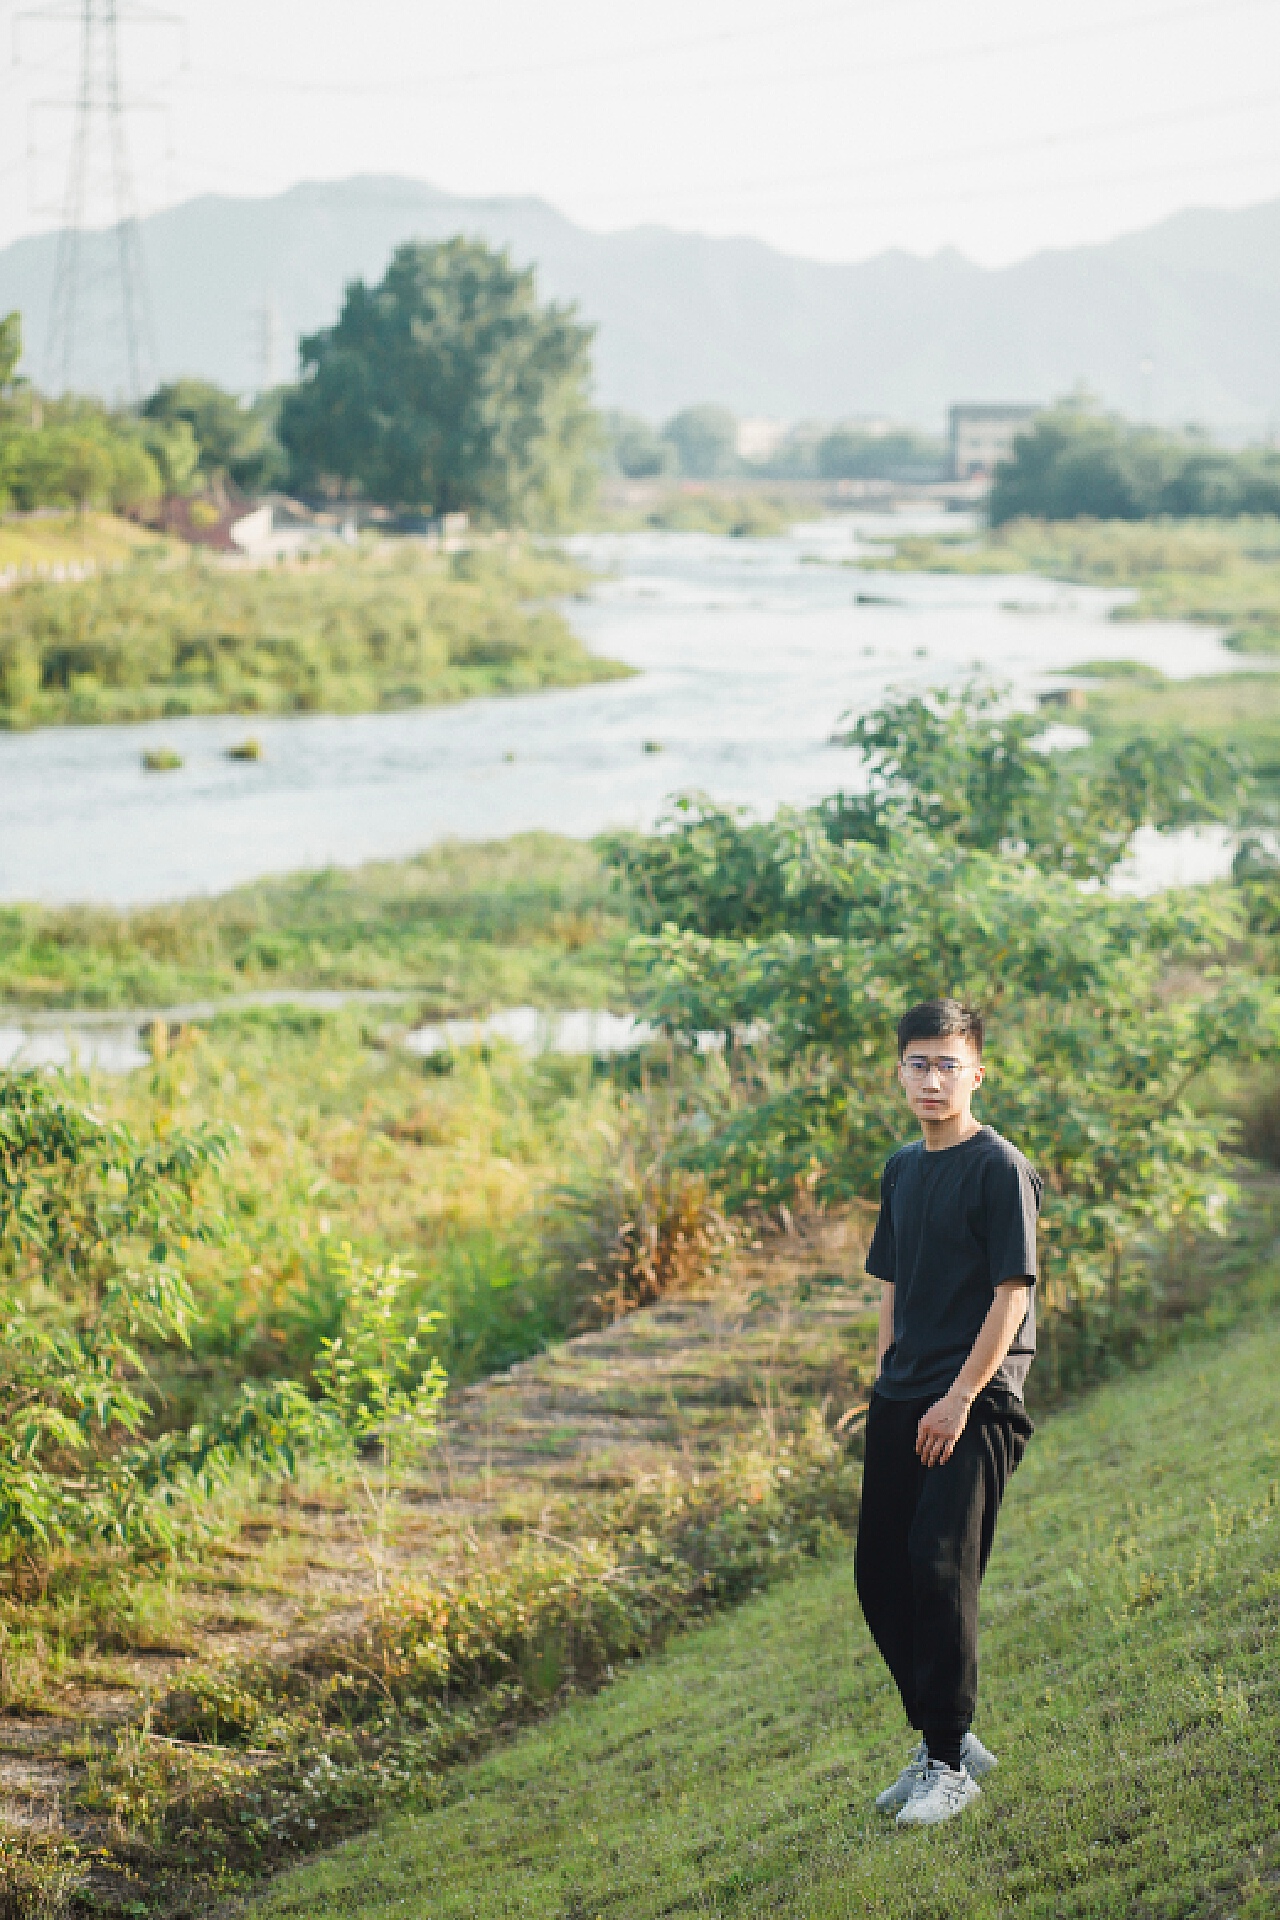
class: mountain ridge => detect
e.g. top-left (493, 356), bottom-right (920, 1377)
top-left (1, 173), bottom-right (1276, 431)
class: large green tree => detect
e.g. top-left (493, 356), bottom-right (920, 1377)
top-left (279, 239), bottom-right (599, 526)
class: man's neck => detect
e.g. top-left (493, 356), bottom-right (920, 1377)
top-left (921, 1113), bottom-right (982, 1153)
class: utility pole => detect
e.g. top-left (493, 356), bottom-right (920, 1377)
top-left (256, 289), bottom-right (281, 396)
top-left (22, 0), bottom-right (173, 401)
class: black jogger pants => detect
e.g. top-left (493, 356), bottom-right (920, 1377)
top-left (854, 1386), bottom-right (1032, 1759)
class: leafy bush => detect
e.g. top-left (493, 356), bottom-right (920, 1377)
top-left (312, 1247), bottom-right (447, 1592)
top-left (603, 686), bottom-right (1279, 1391)
top-left (606, 680), bottom-right (1251, 909)
top-left (0, 1072), bottom-right (377, 1561)
top-left (832, 681), bottom-right (1249, 879)
top-left (0, 1070), bottom-right (299, 1554)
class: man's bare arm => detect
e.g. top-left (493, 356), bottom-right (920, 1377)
top-left (915, 1282), bottom-right (1031, 1468)
top-left (875, 1280), bottom-right (895, 1376)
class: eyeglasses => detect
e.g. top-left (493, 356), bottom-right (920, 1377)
top-left (901, 1056), bottom-right (971, 1080)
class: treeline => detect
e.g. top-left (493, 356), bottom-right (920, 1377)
top-left (605, 402), bottom-right (946, 484)
top-left (993, 404), bottom-right (1280, 524)
top-left (0, 237), bottom-right (599, 529)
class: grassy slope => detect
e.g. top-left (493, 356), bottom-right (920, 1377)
top-left (0, 834), bottom-right (627, 1009)
top-left (255, 1303), bottom-right (1280, 1920)
top-left (0, 510), bottom-right (167, 571)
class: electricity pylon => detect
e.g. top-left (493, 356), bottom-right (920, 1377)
top-left (25, 0), bottom-right (168, 400)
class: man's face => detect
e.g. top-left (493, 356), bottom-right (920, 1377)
top-left (897, 1033), bottom-right (984, 1126)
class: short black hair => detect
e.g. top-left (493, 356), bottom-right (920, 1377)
top-left (897, 999), bottom-right (984, 1058)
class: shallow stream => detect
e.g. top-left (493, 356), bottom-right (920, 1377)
top-left (0, 513), bottom-right (1255, 908)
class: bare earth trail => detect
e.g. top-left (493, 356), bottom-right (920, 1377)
top-left (0, 1210), bottom-right (876, 1834)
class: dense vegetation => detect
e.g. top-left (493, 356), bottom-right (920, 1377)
top-left (142, 378), bottom-right (285, 494)
top-left (0, 313), bottom-right (201, 516)
top-left (991, 405), bottom-right (1280, 525)
top-left (0, 656), bottom-right (1275, 1908)
top-left (0, 541), bottom-right (627, 728)
top-left (5, 232), bottom-right (600, 533)
top-left (606, 686), bottom-right (1276, 1388)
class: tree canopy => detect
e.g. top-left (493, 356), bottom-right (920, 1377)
top-left (661, 405), bottom-right (739, 480)
top-left (279, 239), bottom-right (599, 526)
top-left (142, 379), bottom-right (285, 493)
top-left (0, 312), bottom-right (20, 391)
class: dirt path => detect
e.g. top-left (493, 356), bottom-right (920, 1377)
top-left (0, 1208), bottom-right (876, 1832)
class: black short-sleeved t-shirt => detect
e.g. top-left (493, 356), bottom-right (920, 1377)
top-left (866, 1125), bottom-right (1041, 1401)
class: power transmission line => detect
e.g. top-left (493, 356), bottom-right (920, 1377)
top-left (180, 0), bottom-right (1278, 103)
top-left (571, 88), bottom-right (1280, 216)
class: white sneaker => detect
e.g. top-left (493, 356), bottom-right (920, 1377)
top-left (895, 1760), bottom-right (982, 1827)
top-left (874, 1732), bottom-right (996, 1812)
top-left (874, 1740), bottom-right (928, 1812)
top-left (959, 1730), bottom-right (998, 1781)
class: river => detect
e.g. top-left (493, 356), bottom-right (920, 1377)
top-left (0, 513), bottom-right (1255, 907)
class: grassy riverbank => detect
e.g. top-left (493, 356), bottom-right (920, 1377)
top-left (595, 489), bottom-right (797, 538)
top-left (253, 1287), bottom-right (1280, 1920)
top-left (0, 540), bottom-right (628, 729)
top-left (865, 515), bottom-right (1280, 655)
top-left (0, 834), bottom-right (626, 1010)
top-left (1069, 660), bottom-right (1280, 798)
top-left (0, 655), bottom-right (1276, 1912)
top-left (858, 514), bottom-right (1280, 796)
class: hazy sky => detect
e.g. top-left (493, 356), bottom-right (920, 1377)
top-left (1, 0), bottom-right (1278, 265)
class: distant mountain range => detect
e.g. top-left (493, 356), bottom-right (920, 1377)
top-left (1, 174), bottom-right (1279, 432)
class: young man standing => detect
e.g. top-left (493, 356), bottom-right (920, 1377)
top-left (855, 998), bottom-right (1039, 1828)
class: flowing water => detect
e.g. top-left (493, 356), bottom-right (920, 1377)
top-left (0, 513), bottom-right (1259, 909)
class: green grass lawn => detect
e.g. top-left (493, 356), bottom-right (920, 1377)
top-left (252, 1303), bottom-right (1280, 1919)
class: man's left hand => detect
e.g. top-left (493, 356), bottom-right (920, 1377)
top-left (916, 1387), bottom-right (973, 1467)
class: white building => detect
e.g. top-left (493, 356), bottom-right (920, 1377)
top-left (949, 404), bottom-right (1039, 480)
top-left (735, 416), bottom-right (789, 464)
